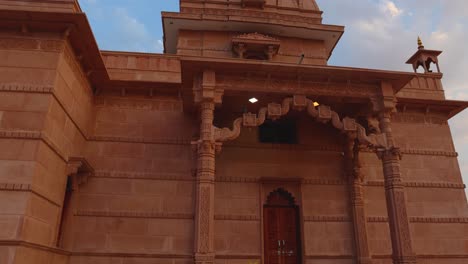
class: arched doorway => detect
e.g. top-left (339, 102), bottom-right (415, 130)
top-left (263, 188), bottom-right (302, 264)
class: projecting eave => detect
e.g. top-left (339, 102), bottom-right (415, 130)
top-left (0, 9), bottom-right (109, 90)
top-left (162, 12), bottom-right (344, 59)
top-left (179, 56), bottom-right (416, 93)
top-left (396, 98), bottom-right (468, 119)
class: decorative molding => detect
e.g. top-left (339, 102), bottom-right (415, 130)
top-left (362, 147), bottom-right (458, 157)
top-left (179, 7), bottom-right (322, 26)
top-left (368, 217), bottom-right (468, 223)
top-left (95, 97), bottom-right (183, 112)
top-left (303, 179), bottom-right (348, 185)
top-left (366, 181), bottom-right (466, 189)
top-left (305, 255), bottom-right (353, 259)
top-left (216, 176), bottom-right (260, 183)
top-left (0, 129), bottom-right (42, 139)
top-left (367, 217), bottom-right (388, 223)
top-left (410, 217), bottom-right (468, 223)
top-left (0, 183), bottom-right (32, 191)
top-left (75, 210), bottom-right (194, 220)
top-left (88, 135), bottom-right (191, 145)
top-left (0, 83), bottom-right (54, 93)
top-left (401, 149), bottom-right (458, 157)
top-left (93, 170), bottom-right (194, 181)
top-left (372, 254), bottom-right (468, 259)
top-left (217, 75), bottom-right (379, 98)
top-left (0, 37), bottom-right (65, 52)
top-left (0, 129), bottom-right (67, 162)
top-left (215, 254), bottom-right (261, 259)
top-left (214, 215), bottom-right (260, 221)
top-left (71, 252), bottom-right (192, 259)
top-left (0, 183), bottom-right (60, 207)
top-left (304, 216), bottom-right (351, 222)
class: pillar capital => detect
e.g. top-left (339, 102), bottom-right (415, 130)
top-left (377, 147), bottom-right (402, 161)
top-left (193, 70), bottom-right (224, 105)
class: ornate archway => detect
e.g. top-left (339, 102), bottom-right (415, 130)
top-left (212, 94), bottom-right (387, 150)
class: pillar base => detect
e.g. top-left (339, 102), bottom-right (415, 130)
top-left (194, 253), bottom-right (215, 264)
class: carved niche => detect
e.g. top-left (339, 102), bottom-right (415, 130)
top-left (232, 32), bottom-right (280, 60)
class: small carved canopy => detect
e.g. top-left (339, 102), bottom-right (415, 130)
top-left (241, 0), bottom-right (266, 8)
top-left (232, 32), bottom-right (281, 60)
top-left (406, 41), bottom-right (442, 74)
top-left (266, 188), bottom-right (296, 207)
top-left (67, 157), bottom-right (94, 191)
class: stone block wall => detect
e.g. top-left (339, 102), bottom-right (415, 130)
top-left (0, 31), bottom-right (92, 264)
top-left (66, 95), bottom-right (196, 263)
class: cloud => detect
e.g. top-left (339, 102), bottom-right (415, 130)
top-left (317, 0), bottom-right (468, 196)
top-left (382, 1), bottom-right (403, 17)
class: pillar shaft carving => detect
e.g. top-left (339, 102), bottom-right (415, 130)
top-left (193, 70), bottom-right (221, 264)
top-left (376, 82), bottom-right (416, 264)
top-left (345, 136), bottom-right (372, 264)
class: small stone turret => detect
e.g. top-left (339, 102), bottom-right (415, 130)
top-left (406, 36), bottom-right (443, 73)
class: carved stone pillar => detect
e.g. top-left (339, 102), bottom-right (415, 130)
top-left (193, 70), bottom-right (223, 264)
top-left (376, 82), bottom-right (416, 264)
top-left (378, 112), bottom-right (416, 264)
top-left (345, 136), bottom-right (372, 264)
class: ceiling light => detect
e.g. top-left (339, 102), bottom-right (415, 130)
top-left (249, 97), bottom-right (258, 104)
top-left (313, 102), bottom-right (320, 107)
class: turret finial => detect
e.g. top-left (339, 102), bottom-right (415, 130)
top-left (417, 36), bottom-right (424, 50)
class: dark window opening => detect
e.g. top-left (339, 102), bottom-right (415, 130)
top-left (259, 118), bottom-right (297, 144)
top-left (56, 176), bottom-right (73, 247)
top-left (245, 51), bottom-right (268, 60)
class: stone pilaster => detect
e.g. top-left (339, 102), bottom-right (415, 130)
top-left (193, 70), bottom-right (223, 264)
top-left (376, 82), bottom-right (416, 264)
top-left (345, 136), bottom-right (372, 264)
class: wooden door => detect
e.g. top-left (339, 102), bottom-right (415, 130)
top-left (263, 189), bottom-right (301, 264)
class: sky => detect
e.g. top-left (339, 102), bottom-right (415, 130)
top-left (79, 0), bottom-right (468, 195)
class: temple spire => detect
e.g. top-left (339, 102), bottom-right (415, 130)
top-left (417, 36), bottom-right (424, 50)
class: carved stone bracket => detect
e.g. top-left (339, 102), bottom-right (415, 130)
top-left (67, 157), bottom-right (94, 191)
top-left (213, 95), bottom-right (388, 152)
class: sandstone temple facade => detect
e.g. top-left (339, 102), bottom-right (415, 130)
top-left (0, 1), bottom-right (467, 264)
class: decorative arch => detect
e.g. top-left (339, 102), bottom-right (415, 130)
top-left (266, 188), bottom-right (296, 207)
top-left (213, 95), bottom-right (387, 149)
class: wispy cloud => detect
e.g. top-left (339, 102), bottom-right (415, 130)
top-left (318, 0), bottom-right (468, 196)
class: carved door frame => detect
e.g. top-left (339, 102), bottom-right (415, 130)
top-left (260, 178), bottom-right (304, 264)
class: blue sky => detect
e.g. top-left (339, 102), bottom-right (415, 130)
top-left (79, 0), bottom-right (468, 193)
